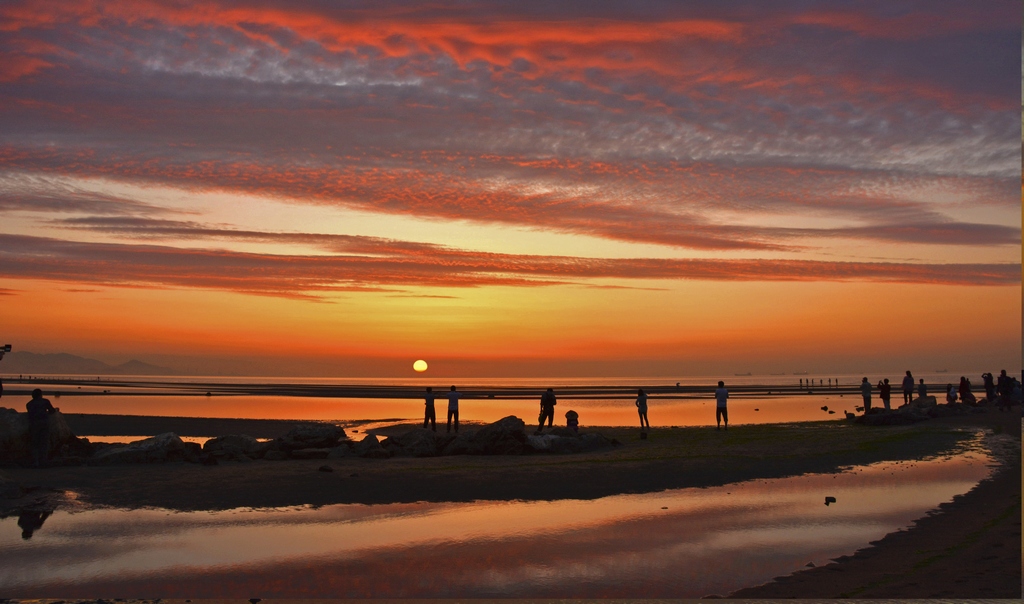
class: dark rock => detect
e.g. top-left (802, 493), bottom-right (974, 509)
top-left (381, 428), bottom-right (443, 457)
top-left (182, 441), bottom-right (203, 463)
top-left (442, 416), bottom-right (528, 456)
top-left (824, 496), bottom-right (837, 506)
top-left (326, 444), bottom-right (353, 459)
top-left (290, 448), bottom-right (331, 460)
top-left (353, 434), bottom-right (392, 459)
top-left (263, 450), bottom-right (288, 461)
top-left (526, 432), bottom-right (618, 454)
top-left (0, 408), bottom-right (79, 462)
top-left (928, 403), bottom-right (970, 418)
top-left (276, 423), bottom-right (347, 452)
top-left (89, 432), bottom-right (188, 464)
top-left (203, 434), bottom-right (267, 458)
top-left (546, 426), bottom-right (579, 438)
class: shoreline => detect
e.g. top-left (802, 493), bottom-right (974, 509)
top-left (728, 416), bottom-right (1021, 598)
top-left (0, 376), bottom-right (897, 400)
top-left (1, 411), bottom-right (1020, 598)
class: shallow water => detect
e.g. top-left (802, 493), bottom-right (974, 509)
top-left (55, 392), bottom-right (853, 428)
top-left (0, 448), bottom-right (992, 598)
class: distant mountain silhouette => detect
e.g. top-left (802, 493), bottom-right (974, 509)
top-left (0, 351), bottom-right (174, 376)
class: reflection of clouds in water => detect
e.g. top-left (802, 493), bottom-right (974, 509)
top-left (0, 453), bottom-right (990, 597)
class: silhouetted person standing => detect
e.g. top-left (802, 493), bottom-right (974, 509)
top-left (901, 371), bottom-right (914, 404)
top-left (981, 372), bottom-right (995, 400)
top-left (860, 377), bottom-right (872, 413)
top-left (635, 388), bottom-right (649, 432)
top-left (715, 381), bottom-right (728, 430)
top-left (26, 389), bottom-right (56, 467)
top-left (446, 385), bottom-right (460, 433)
top-left (878, 378), bottom-right (891, 410)
top-left (996, 370), bottom-right (1012, 410)
top-left (423, 387), bottom-right (436, 431)
top-left (537, 388), bottom-right (556, 433)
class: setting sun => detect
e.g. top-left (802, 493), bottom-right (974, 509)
top-left (413, 360), bottom-right (428, 373)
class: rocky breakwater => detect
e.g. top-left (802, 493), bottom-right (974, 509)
top-left (376, 416), bottom-right (620, 458)
top-left (260, 423), bottom-right (348, 461)
top-left (89, 433), bottom-right (202, 464)
top-left (854, 395), bottom-right (991, 426)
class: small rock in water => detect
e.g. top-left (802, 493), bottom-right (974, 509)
top-left (821, 405), bottom-right (828, 411)
top-left (661, 506), bottom-right (668, 510)
top-left (824, 496), bottom-right (837, 506)
top-left (754, 408), bottom-right (759, 411)
top-left (828, 410), bottom-right (835, 414)
top-left (318, 465), bottom-right (333, 472)
top-left (806, 561), bottom-right (816, 567)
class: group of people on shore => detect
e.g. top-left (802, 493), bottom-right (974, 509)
top-left (859, 370), bottom-right (1021, 413)
top-left (422, 381), bottom-right (734, 435)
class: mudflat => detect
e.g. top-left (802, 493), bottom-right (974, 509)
top-left (2, 410), bottom-right (1020, 598)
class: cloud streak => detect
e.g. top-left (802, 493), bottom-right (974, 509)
top-left (0, 234), bottom-right (1017, 301)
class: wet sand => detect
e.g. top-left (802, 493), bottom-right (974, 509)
top-left (2, 410), bottom-right (1020, 598)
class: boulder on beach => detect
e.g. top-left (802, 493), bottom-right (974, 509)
top-left (353, 434), bottom-right (392, 459)
top-left (381, 428), bottom-right (445, 457)
top-left (0, 408), bottom-right (83, 462)
top-left (89, 432), bottom-right (198, 464)
top-left (203, 434), bottom-right (268, 459)
top-left (276, 423), bottom-right (347, 452)
top-left (442, 416), bottom-right (528, 456)
top-left (526, 432), bottom-right (618, 454)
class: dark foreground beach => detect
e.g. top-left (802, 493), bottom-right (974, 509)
top-left (1, 410), bottom-right (1020, 598)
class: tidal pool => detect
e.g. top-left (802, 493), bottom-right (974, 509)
top-left (0, 448), bottom-right (993, 598)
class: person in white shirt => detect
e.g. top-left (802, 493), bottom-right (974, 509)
top-left (860, 377), bottom-right (872, 413)
top-left (714, 381), bottom-right (728, 431)
top-left (446, 385), bottom-right (460, 433)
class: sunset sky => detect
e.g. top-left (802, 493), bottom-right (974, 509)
top-left (0, 0), bottom-right (1020, 377)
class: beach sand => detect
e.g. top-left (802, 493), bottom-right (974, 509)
top-left (1, 410), bottom-right (1020, 598)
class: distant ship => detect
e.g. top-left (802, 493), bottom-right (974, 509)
top-left (734, 372), bottom-right (752, 376)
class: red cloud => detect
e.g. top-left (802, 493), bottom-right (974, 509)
top-left (0, 234), bottom-right (1017, 302)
